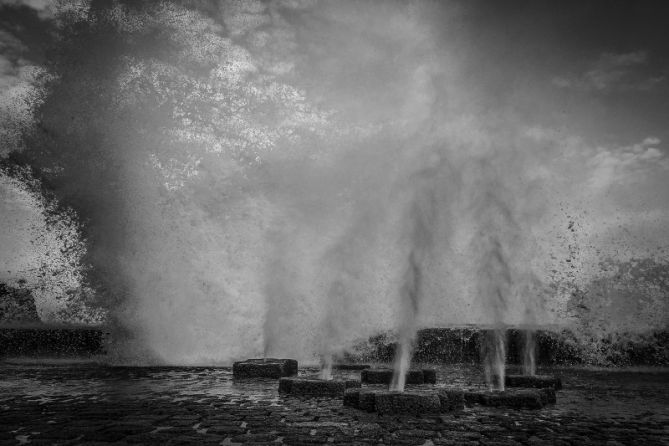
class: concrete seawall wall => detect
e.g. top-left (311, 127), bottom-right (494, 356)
top-left (1, 326), bottom-right (666, 365)
top-left (0, 327), bottom-right (108, 357)
top-left (348, 328), bottom-right (669, 366)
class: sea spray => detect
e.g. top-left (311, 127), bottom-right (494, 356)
top-left (390, 176), bottom-right (439, 391)
top-left (319, 353), bottom-right (334, 380)
top-left (522, 330), bottom-right (537, 375)
top-left (390, 254), bottom-right (420, 392)
top-left (5, 1), bottom-right (566, 365)
top-left (469, 160), bottom-right (525, 390)
top-left (482, 328), bottom-right (506, 391)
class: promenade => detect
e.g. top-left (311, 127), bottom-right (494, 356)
top-left (1, 362), bottom-right (667, 445)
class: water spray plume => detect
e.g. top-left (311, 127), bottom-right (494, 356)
top-left (482, 329), bottom-right (506, 391)
top-left (523, 330), bottom-right (537, 376)
top-left (5, 0), bottom-right (665, 368)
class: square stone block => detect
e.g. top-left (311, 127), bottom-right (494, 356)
top-left (438, 389), bottom-right (465, 411)
top-left (422, 369), bottom-right (437, 384)
top-left (405, 370), bottom-right (426, 384)
top-left (332, 364), bottom-right (371, 370)
top-left (374, 391), bottom-right (441, 415)
top-left (360, 368), bottom-right (435, 385)
top-left (360, 368), bottom-right (393, 384)
top-left (344, 379), bottom-right (361, 389)
top-left (479, 389), bottom-right (546, 409)
top-left (278, 377), bottom-right (355, 397)
top-left (359, 390), bottom-right (379, 412)
top-left (278, 376), bottom-right (294, 393)
top-left (343, 388), bottom-right (361, 408)
top-left (232, 358), bottom-right (298, 379)
top-left (463, 390), bottom-right (486, 405)
top-left (505, 375), bottom-right (562, 390)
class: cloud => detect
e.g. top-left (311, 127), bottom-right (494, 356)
top-left (521, 126), bottom-right (669, 287)
top-left (0, 44), bottom-right (43, 156)
top-left (0, 0), bottom-right (55, 19)
top-left (0, 28), bottom-right (27, 86)
top-left (0, 25), bottom-right (44, 155)
top-left (552, 50), bottom-right (665, 92)
top-left (524, 126), bottom-right (668, 193)
top-left (0, 0), bottom-right (55, 96)
top-left (587, 137), bottom-right (668, 191)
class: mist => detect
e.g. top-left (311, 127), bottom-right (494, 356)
top-left (2, 0), bottom-right (667, 365)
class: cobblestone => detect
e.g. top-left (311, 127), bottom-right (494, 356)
top-left (0, 362), bottom-right (667, 445)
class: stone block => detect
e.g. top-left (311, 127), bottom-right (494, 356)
top-left (232, 358), bottom-right (298, 379)
top-left (278, 377), bottom-right (294, 393)
top-left (463, 390), bottom-right (487, 405)
top-left (422, 369), bottom-right (437, 384)
top-left (479, 389), bottom-right (545, 409)
top-left (360, 368), bottom-right (393, 384)
top-left (374, 391), bottom-right (441, 415)
top-left (505, 374), bottom-right (562, 390)
top-left (437, 389), bottom-right (465, 411)
top-left (359, 390), bottom-right (379, 412)
top-left (344, 388), bottom-right (383, 411)
top-left (343, 388), bottom-right (361, 408)
top-left (360, 368), bottom-right (433, 385)
top-left (333, 364), bottom-right (371, 370)
top-left (344, 379), bottom-right (361, 389)
top-left (278, 377), bottom-right (350, 397)
top-left (405, 370), bottom-right (426, 384)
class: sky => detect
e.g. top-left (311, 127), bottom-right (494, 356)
top-left (446, 0), bottom-right (669, 146)
top-left (0, 0), bottom-right (668, 335)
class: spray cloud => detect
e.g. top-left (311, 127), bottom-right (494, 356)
top-left (5, 0), bottom-right (666, 366)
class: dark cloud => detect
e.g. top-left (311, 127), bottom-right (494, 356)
top-left (0, 1), bottom-right (54, 64)
top-left (552, 50), bottom-right (665, 92)
top-left (0, 1), bottom-right (54, 98)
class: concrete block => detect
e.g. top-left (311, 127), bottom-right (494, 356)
top-left (333, 364), bottom-right (371, 370)
top-left (359, 390), bottom-right (379, 412)
top-left (360, 368), bottom-right (433, 385)
top-left (479, 389), bottom-right (546, 409)
top-left (422, 369), bottom-right (437, 384)
top-left (360, 368), bottom-right (393, 384)
top-left (343, 388), bottom-right (361, 408)
top-left (345, 386), bottom-right (545, 414)
top-left (374, 391), bottom-right (441, 415)
top-left (505, 374), bottom-right (562, 390)
top-left (405, 370), bottom-right (426, 384)
top-left (463, 390), bottom-right (487, 405)
top-left (438, 389), bottom-right (465, 411)
top-left (278, 377), bottom-right (354, 397)
top-left (344, 379), bottom-right (361, 389)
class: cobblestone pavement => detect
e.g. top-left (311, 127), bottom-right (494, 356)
top-left (1, 361), bottom-right (668, 445)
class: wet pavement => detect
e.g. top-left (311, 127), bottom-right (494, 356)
top-left (0, 361), bottom-right (668, 445)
